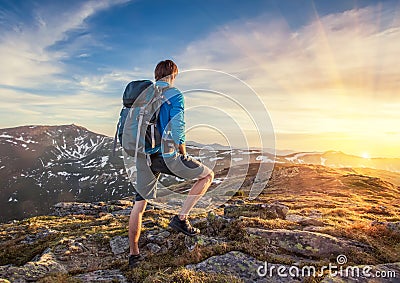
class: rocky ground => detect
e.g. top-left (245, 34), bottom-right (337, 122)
top-left (0, 163), bottom-right (399, 282)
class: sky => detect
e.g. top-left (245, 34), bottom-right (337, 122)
top-left (0, 0), bottom-right (399, 158)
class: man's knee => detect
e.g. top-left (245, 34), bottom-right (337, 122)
top-left (133, 199), bottom-right (147, 214)
top-left (209, 170), bottom-right (214, 181)
top-left (202, 170), bottom-right (214, 183)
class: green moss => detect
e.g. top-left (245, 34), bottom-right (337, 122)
top-left (140, 267), bottom-right (243, 283)
top-left (0, 233), bottom-right (60, 266)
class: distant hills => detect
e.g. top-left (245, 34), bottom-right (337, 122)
top-left (275, 150), bottom-right (400, 172)
top-left (0, 124), bottom-right (399, 222)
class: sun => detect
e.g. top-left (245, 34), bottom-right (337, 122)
top-left (361, 152), bottom-right (370, 159)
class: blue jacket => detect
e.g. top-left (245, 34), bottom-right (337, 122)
top-left (153, 81), bottom-right (185, 153)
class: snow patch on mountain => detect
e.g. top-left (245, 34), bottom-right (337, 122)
top-left (0, 134), bottom-right (13, 138)
top-left (256, 155), bottom-right (274, 163)
top-left (285, 152), bottom-right (313, 163)
top-left (101, 156), bottom-right (109, 168)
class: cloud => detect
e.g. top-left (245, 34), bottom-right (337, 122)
top-left (75, 68), bottom-right (151, 94)
top-left (176, 5), bottom-right (400, 140)
top-left (179, 5), bottom-right (400, 99)
top-left (0, 0), bottom-right (134, 135)
top-left (0, 0), bottom-right (130, 88)
top-left (0, 87), bottom-right (121, 136)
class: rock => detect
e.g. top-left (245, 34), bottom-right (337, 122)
top-left (74, 269), bottom-right (128, 283)
top-left (108, 200), bottom-right (133, 206)
top-left (386, 222), bottom-right (400, 232)
top-left (147, 231), bottom-right (170, 245)
top-left (224, 202), bottom-right (289, 220)
top-left (145, 204), bottom-right (155, 211)
top-left (166, 239), bottom-right (174, 250)
top-left (142, 220), bottom-right (157, 228)
top-left (146, 243), bottom-right (161, 253)
top-left (53, 202), bottom-right (107, 217)
top-left (247, 228), bottom-right (366, 259)
top-left (186, 250), bottom-right (296, 283)
top-left (0, 248), bottom-right (67, 283)
top-left (146, 229), bottom-right (171, 245)
top-left (157, 230), bottom-right (171, 238)
top-left (55, 237), bottom-right (89, 256)
top-left (52, 201), bottom-right (131, 217)
top-left (68, 241), bottom-right (88, 253)
top-left (308, 210), bottom-right (323, 218)
top-left (109, 236), bottom-right (129, 255)
top-left (371, 221), bottom-right (400, 233)
top-left (190, 217), bottom-right (208, 226)
top-left (184, 235), bottom-right (224, 252)
top-left (112, 209), bottom-right (131, 216)
top-left (302, 226), bottom-right (327, 233)
top-left (20, 228), bottom-right (58, 244)
top-left (272, 203), bottom-right (290, 219)
top-left (286, 214), bottom-right (325, 226)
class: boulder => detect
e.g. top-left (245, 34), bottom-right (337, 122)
top-left (371, 221), bottom-right (400, 233)
top-left (109, 236), bottom-right (129, 255)
top-left (53, 202), bottom-right (107, 217)
top-left (224, 203), bottom-right (289, 220)
top-left (184, 234), bottom-right (225, 252)
top-left (285, 214), bottom-right (325, 227)
top-left (74, 269), bottom-right (128, 283)
top-left (146, 243), bottom-right (161, 253)
top-left (186, 250), bottom-right (297, 283)
top-left (0, 249), bottom-right (66, 283)
top-left (247, 228), bottom-right (366, 259)
top-left (146, 229), bottom-right (170, 245)
top-left (20, 228), bottom-right (58, 244)
top-left (53, 201), bottom-right (131, 217)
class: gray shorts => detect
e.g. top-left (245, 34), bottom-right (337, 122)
top-left (135, 152), bottom-right (212, 201)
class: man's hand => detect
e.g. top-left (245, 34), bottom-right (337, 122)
top-left (178, 143), bottom-right (187, 156)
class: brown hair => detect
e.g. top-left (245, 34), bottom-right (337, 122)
top-left (154, 59), bottom-right (178, 81)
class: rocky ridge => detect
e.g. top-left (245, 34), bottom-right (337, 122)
top-left (0, 198), bottom-right (399, 282)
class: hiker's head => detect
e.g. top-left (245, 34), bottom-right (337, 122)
top-left (154, 60), bottom-right (178, 85)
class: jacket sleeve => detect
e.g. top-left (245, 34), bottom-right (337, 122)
top-left (168, 89), bottom-right (186, 144)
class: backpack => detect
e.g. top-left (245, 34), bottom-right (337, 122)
top-left (113, 80), bottom-right (169, 164)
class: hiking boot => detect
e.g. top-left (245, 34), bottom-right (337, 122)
top-left (168, 215), bottom-right (200, 236)
top-left (128, 254), bottom-right (144, 268)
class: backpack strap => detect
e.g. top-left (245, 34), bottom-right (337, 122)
top-left (134, 106), bottom-right (145, 165)
top-left (112, 120), bottom-right (120, 157)
top-left (159, 85), bottom-right (171, 105)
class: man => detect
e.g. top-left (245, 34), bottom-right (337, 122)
top-left (128, 60), bottom-right (214, 268)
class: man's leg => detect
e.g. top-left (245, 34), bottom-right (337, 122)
top-left (129, 199), bottom-right (147, 255)
top-left (178, 171), bottom-right (214, 220)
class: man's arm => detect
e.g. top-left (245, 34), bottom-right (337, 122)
top-left (178, 142), bottom-right (187, 156)
top-left (168, 90), bottom-right (186, 152)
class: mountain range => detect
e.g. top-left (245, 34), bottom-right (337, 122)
top-left (0, 124), bottom-right (399, 223)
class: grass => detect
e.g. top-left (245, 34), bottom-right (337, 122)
top-left (0, 163), bottom-right (399, 282)
top-left (142, 267), bottom-right (244, 283)
top-left (37, 273), bottom-right (82, 283)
